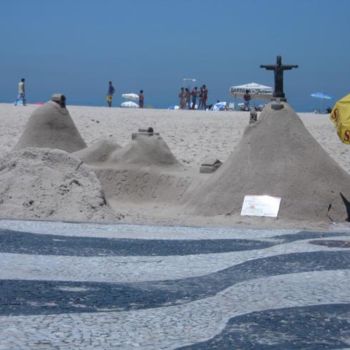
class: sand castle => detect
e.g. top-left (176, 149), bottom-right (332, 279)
top-left (84, 129), bottom-right (196, 204)
top-left (72, 137), bottom-right (121, 164)
top-left (2, 98), bottom-right (350, 226)
top-left (107, 129), bottom-right (180, 167)
top-left (185, 102), bottom-right (350, 222)
top-left (0, 148), bottom-right (115, 221)
top-left (14, 95), bottom-right (86, 152)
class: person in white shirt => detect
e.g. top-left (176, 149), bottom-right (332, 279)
top-left (15, 78), bottom-right (26, 106)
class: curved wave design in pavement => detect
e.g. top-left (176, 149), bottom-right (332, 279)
top-left (178, 304), bottom-right (350, 349)
top-left (0, 229), bottom-right (275, 256)
top-left (0, 250), bottom-right (349, 315)
top-left (0, 221), bottom-right (349, 349)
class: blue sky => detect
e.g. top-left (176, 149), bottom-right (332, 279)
top-left (0, 0), bottom-right (349, 110)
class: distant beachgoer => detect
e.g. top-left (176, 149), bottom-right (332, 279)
top-left (198, 86), bottom-right (204, 110)
top-left (179, 87), bottom-right (186, 109)
top-left (139, 90), bottom-right (144, 108)
top-left (202, 84), bottom-right (208, 110)
top-left (243, 89), bottom-right (251, 110)
top-left (106, 81), bottom-right (115, 107)
top-left (191, 87), bottom-right (198, 109)
top-left (185, 88), bottom-right (191, 109)
top-left (15, 78), bottom-right (26, 106)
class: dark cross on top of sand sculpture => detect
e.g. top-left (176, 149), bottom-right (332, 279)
top-left (260, 55), bottom-right (298, 101)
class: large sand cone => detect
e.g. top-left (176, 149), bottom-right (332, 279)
top-left (14, 101), bottom-right (86, 152)
top-left (186, 102), bottom-right (350, 222)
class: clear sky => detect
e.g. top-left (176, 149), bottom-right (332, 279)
top-left (0, 0), bottom-right (349, 111)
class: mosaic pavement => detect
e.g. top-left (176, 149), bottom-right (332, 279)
top-left (0, 220), bottom-right (349, 349)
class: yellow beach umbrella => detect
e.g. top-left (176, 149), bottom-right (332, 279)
top-left (330, 93), bottom-right (350, 144)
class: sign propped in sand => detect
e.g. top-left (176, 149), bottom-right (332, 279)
top-left (241, 195), bottom-right (281, 218)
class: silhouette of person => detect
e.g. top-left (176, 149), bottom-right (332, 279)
top-left (15, 78), bottom-right (26, 106)
top-left (243, 89), bottom-right (251, 110)
top-left (139, 90), bottom-right (144, 108)
top-left (106, 81), bottom-right (115, 107)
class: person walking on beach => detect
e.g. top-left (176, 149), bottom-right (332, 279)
top-left (139, 90), bottom-right (144, 108)
top-left (179, 87), bottom-right (186, 109)
top-left (15, 78), bottom-right (26, 106)
top-left (191, 86), bottom-right (198, 109)
top-left (106, 81), bottom-right (115, 107)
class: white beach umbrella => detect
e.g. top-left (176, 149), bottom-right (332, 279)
top-left (311, 92), bottom-right (332, 113)
top-left (310, 92), bottom-right (332, 100)
top-left (121, 93), bottom-right (139, 101)
top-left (230, 82), bottom-right (273, 100)
top-left (212, 101), bottom-right (227, 111)
top-left (121, 101), bottom-right (139, 108)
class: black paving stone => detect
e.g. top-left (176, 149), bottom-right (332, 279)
top-left (178, 304), bottom-right (350, 349)
top-left (310, 240), bottom-right (350, 248)
top-left (271, 231), bottom-right (350, 243)
top-left (0, 229), bottom-right (274, 256)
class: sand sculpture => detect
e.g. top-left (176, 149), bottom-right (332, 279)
top-left (88, 130), bottom-right (197, 204)
top-left (185, 102), bottom-right (350, 223)
top-left (72, 137), bottom-right (121, 164)
top-left (0, 148), bottom-right (116, 221)
top-left (107, 130), bottom-right (180, 167)
top-left (14, 95), bottom-right (86, 152)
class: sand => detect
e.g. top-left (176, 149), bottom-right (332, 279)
top-left (185, 103), bottom-right (350, 222)
top-left (0, 102), bottom-right (349, 229)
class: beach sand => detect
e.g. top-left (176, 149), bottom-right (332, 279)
top-left (0, 102), bottom-right (349, 230)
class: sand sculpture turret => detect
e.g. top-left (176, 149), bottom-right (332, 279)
top-left (186, 102), bottom-right (350, 222)
top-left (108, 128), bottom-right (180, 167)
top-left (88, 128), bottom-right (188, 204)
top-left (72, 137), bottom-right (121, 164)
top-left (14, 94), bottom-right (86, 153)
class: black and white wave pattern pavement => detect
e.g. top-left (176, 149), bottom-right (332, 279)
top-left (0, 220), bottom-right (349, 349)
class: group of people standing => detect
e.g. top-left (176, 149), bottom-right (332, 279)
top-left (178, 84), bottom-right (208, 110)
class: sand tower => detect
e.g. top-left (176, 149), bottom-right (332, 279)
top-left (90, 129), bottom-right (194, 204)
top-left (72, 137), bottom-right (121, 164)
top-left (186, 102), bottom-right (350, 222)
top-left (107, 129), bottom-right (180, 167)
top-left (14, 95), bottom-right (86, 153)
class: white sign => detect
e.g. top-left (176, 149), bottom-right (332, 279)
top-left (241, 195), bottom-right (281, 218)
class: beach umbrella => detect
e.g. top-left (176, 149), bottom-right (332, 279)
top-left (311, 92), bottom-right (332, 113)
top-left (330, 93), bottom-right (350, 144)
top-left (230, 82), bottom-right (273, 100)
top-left (122, 93), bottom-right (139, 101)
top-left (121, 101), bottom-right (139, 108)
top-left (311, 92), bottom-right (332, 100)
top-left (212, 101), bottom-right (227, 111)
